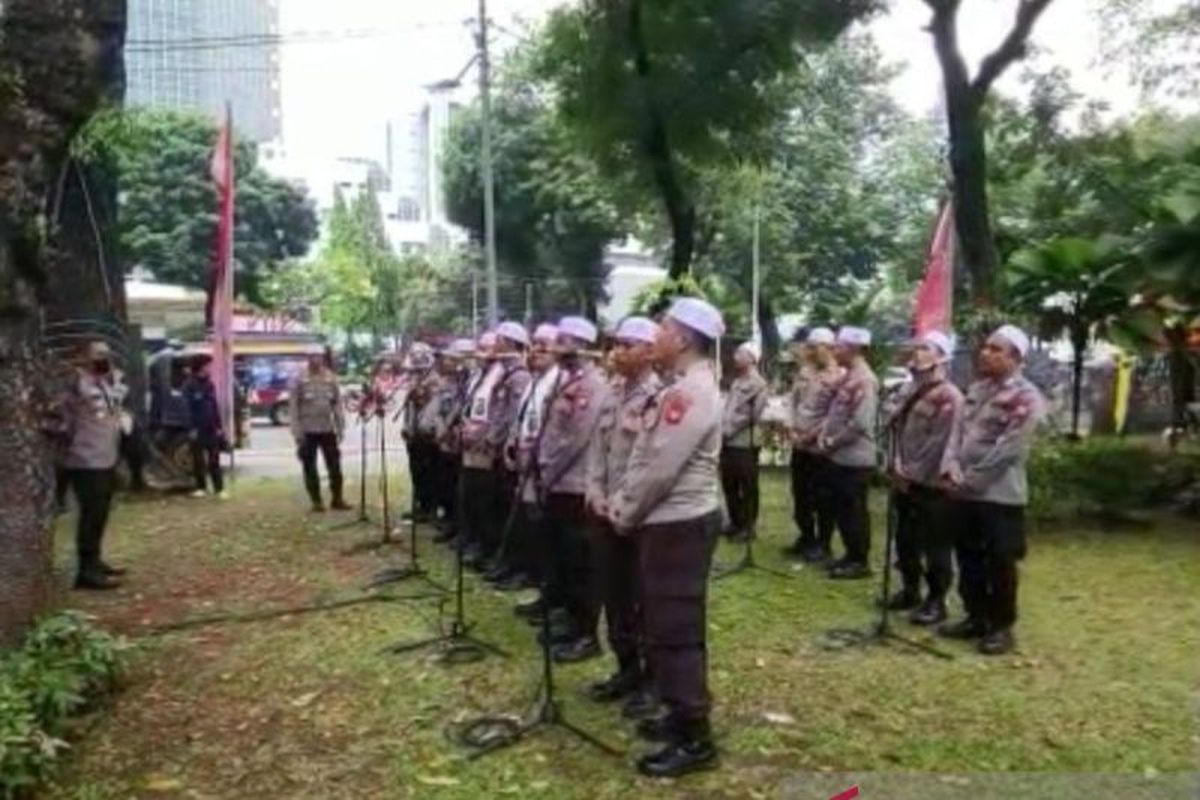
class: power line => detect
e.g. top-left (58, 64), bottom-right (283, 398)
top-left (126, 20), bottom-right (465, 54)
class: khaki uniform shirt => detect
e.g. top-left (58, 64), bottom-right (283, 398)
top-left (946, 373), bottom-right (1044, 506)
top-left (819, 359), bottom-right (878, 469)
top-left (722, 371), bottom-right (768, 449)
top-left (462, 361), bottom-right (530, 469)
top-left (888, 373), bottom-right (965, 488)
top-left (538, 361), bottom-right (608, 496)
top-left (289, 371), bottom-right (344, 438)
top-left (511, 365), bottom-right (561, 501)
top-left (64, 370), bottom-right (125, 470)
top-left (410, 370), bottom-right (442, 438)
top-left (609, 360), bottom-right (722, 529)
top-left (433, 371), bottom-right (468, 455)
top-left (586, 370), bottom-right (663, 511)
top-left (791, 363), bottom-right (843, 453)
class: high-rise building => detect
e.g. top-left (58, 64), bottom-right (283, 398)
top-left (126, 0), bottom-right (282, 143)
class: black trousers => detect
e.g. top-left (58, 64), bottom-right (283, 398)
top-left (827, 463), bottom-right (872, 565)
top-left (720, 446), bottom-right (760, 536)
top-left (190, 440), bottom-right (224, 493)
top-left (590, 516), bottom-right (644, 677)
top-left (893, 485), bottom-right (954, 600)
top-left (406, 435), bottom-right (439, 515)
top-left (790, 450), bottom-right (835, 550)
top-left (66, 468), bottom-right (116, 574)
top-left (545, 493), bottom-right (597, 639)
top-left (637, 511), bottom-right (721, 739)
top-left (458, 466), bottom-right (497, 552)
top-left (492, 468), bottom-right (518, 563)
top-left (952, 500), bottom-right (1027, 631)
top-left (298, 432), bottom-right (344, 504)
top-left (435, 450), bottom-right (460, 524)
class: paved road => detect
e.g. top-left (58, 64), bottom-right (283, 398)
top-left (233, 417), bottom-right (409, 480)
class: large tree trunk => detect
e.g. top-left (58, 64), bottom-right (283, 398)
top-left (0, 0), bottom-right (117, 646)
top-left (1165, 323), bottom-right (1197, 445)
top-left (1070, 325), bottom-right (1087, 439)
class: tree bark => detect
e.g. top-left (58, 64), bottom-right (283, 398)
top-left (0, 0), bottom-right (116, 646)
top-left (926, 0), bottom-right (1055, 308)
top-left (1070, 325), bottom-right (1087, 439)
top-left (1165, 323), bottom-right (1197, 443)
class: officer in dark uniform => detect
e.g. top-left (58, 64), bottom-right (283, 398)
top-left (608, 297), bottom-right (724, 778)
top-left (940, 325), bottom-right (1044, 655)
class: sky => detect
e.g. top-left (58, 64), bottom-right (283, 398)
top-left (276, 0), bottom-right (1166, 181)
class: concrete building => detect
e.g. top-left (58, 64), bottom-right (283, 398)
top-left (126, 0), bottom-right (282, 143)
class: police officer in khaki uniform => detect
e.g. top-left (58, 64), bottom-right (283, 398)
top-left (584, 316), bottom-right (662, 715)
top-left (785, 327), bottom-right (843, 562)
top-left (720, 341), bottom-right (768, 541)
top-left (431, 338), bottom-right (474, 542)
top-left (289, 347), bottom-right (349, 512)
top-left (537, 316), bottom-right (608, 663)
top-left (940, 325), bottom-right (1044, 655)
top-left (62, 340), bottom-right (129, 590)
top-left (817, 326), bottom-right (879, 580)
top-left (402, 343), bottom-right (440, 521)
top-left (885, 330), bottom-right (964, 625)
top-left (608, 297), bottom-right (724, 778)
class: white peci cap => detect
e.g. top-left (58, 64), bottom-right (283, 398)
top-left (446, 338), bottom-right (475, 357)
top-left (992, 324), bottom-right (1031, 358)
top-left (496, 320), bottom-right (530, 347)
top-left (615, 316), bottom-right (659, 345)
top-left (806, 327), bottom-right (835, 345)
top-left (736, 341), bottom-right (761, 362)
top-left (914, 330), bottom-right (955, 358)
top-left (558, 316), bottom-right (598, 344)
top-left (477, 331), bottom-right (497, 349)
top-left (837, 326), bottom-right (872, 347)
top-left (408, 342), bottom-right (435, 369)
top-left (666, 297), bottom-right (725, 340)
top-left (533, 323), bottom-right (559, 343)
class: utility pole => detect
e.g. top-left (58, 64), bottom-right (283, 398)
top-left (751, 204), bottom-right (761, 346)
top-left (524, 281), bottom-right (533, 327)
top-left (477, 0), bottom-right (499, 326)
top-left (471, 272), bottom-right (480, 338)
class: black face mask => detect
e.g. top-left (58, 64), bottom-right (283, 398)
top-left (92, 359), bottom-right (111, 375)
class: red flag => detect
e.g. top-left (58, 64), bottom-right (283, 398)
top-left (913, 200), bottom-right (955, 336)
top-left (209, 104), bottom-right (236, 439)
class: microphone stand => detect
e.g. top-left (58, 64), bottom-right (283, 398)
top-left (344, 401), bottom-right (401, 555)
top-left (821, 404), bottom-right (953, 660)
top-left (329, 404), bottom-right (375, 531)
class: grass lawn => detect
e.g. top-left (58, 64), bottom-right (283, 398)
top-left (44, 471), bottom-right (1200, 800)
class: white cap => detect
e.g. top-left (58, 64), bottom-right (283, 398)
top-left (496, 321), bottom-right (530, 347)
top-left (736, 341), bottom-right (761, 362)
top-left (806, 327), bottom-right (835, 345)
top-left (837, 326), bottom-right (872, 347)
top-left (533, 323), bottom-right (559, 343)
top-left (615, 316), bottom-right (659, 345)
top-left (914, 330), bottom-right (955, 358)
top-left (477, 331), bottom-right (497, 349)
top-left (446, 338), bottom-right (475, 357)
top-left (992, 324), bottom-right (1030, 358)
top-left (666, 297), bottom-right (725, 339)
top-left (408, 342), bottom-right (435, 369)
top-left (558, 316), bottom-right (598, 344)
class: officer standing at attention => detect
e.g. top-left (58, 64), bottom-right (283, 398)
top-left (62, 340), bottom-right (129, 590)
top-left (482, 322), bottom-right (532, 572)
top-left (940, 325), bottom-right (1044, 655)
top-left (289, 346), bottom-right (350, 512)
top-left (719, 341), bottom-right (768, 541)
top-left (403, 343), bottom-right (440, 521)
top-left (817, 326), bottom-right (879, 580)
top-left (537, 316), bottom-right (608, 663)
top-left (431, 338), bottom-right (474, 543)
top-left (608, 297), bottom-right (724, 778)
top-left (885, 330), bottom-right (964, 625)
top-left (784, 327), bottom-right (843, 562)
top-left (583, 316), bottom-right (662, 716)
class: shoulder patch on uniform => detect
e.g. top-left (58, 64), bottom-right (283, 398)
top-left (662, 390), bottom-right (691, 425)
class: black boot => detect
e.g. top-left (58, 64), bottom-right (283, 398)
top-left (330, 496), bottom-right (353, 511)
top-left (75, 568), bottom-right (121, 591)
top-left (99, 560), bottom-right (127, 577)
top-left (622, 688), bottom-right (661, 720)
top-left (979, 628), bottom-right (1016, 656)
top-left (496, 572), bottom-right (531, 592)
top-left (551, 636), bottom-right (601, 664)
top-left (910, 598), bottom-right (948, 626)
top-left (637, 739), bottom-right (718, 778)
top-left (514, 596), bottom-right (545, 620)
top-left (585, 670), bottom-right (639, 703)
top-left (636, 716), bottom-right (677, 743)
top-left (938, 616), bottom-right (988, 639)
top-left (829, 560), bottom-right (871, 580)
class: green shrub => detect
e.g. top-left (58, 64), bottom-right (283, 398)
top-left (0, 612), bottom-right (128, 799)
top-left (1029, 437), bottom-right (1200, 521)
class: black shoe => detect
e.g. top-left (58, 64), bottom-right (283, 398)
top-left (536, 616), bottom-right (576, 646)
top-left (310, 501), bottom-right (326, 513)
top-left (496, 572), bottom-right (530, 592)
top-left (330, 499), bottom-right (353, 511)
top-left (514, 597), bottom-right (545, 619)
top-left (636, 716), bottom-right (677, 743)
top-left (829, 561), bottom-right (871, 580)
top-left (804, 546), bottom-right (833, 564)
top-left (910, 599), bottom-right (947, 626)
top-left (552, 636), bottom-right (601, 664)
top-left (483, 564), bottom-right (511, 583)
top-left (74, 572), bottom-right (121, 591)
top-left (622, 688), bottom-right (661, 720)
top-left (99, 561), bottom-right (127, 577)
top-left (637, 739), bottom-right (718, 779)
top-left (938, 617), bottom-right (988, 640)
top-left (883, 589), bottom-right (921, 611)
top-left (585, 671), bottom-right (639, 703)
top-left (979, 628), bottom-right (1015, 656)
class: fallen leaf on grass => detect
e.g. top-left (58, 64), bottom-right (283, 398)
top-left (416, 775), bottom-right (460, 787)
top-left (142, 774), bottom-right (183, 792)
top-left (762, 711), bottom-right (796, 725)
top-left (290, 691), bottom-right (321, 708)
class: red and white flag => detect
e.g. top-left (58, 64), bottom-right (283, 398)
top-left (913, 200), bottom-right (955, 336)
top-left (209, 104), bottom-right (236, 438)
